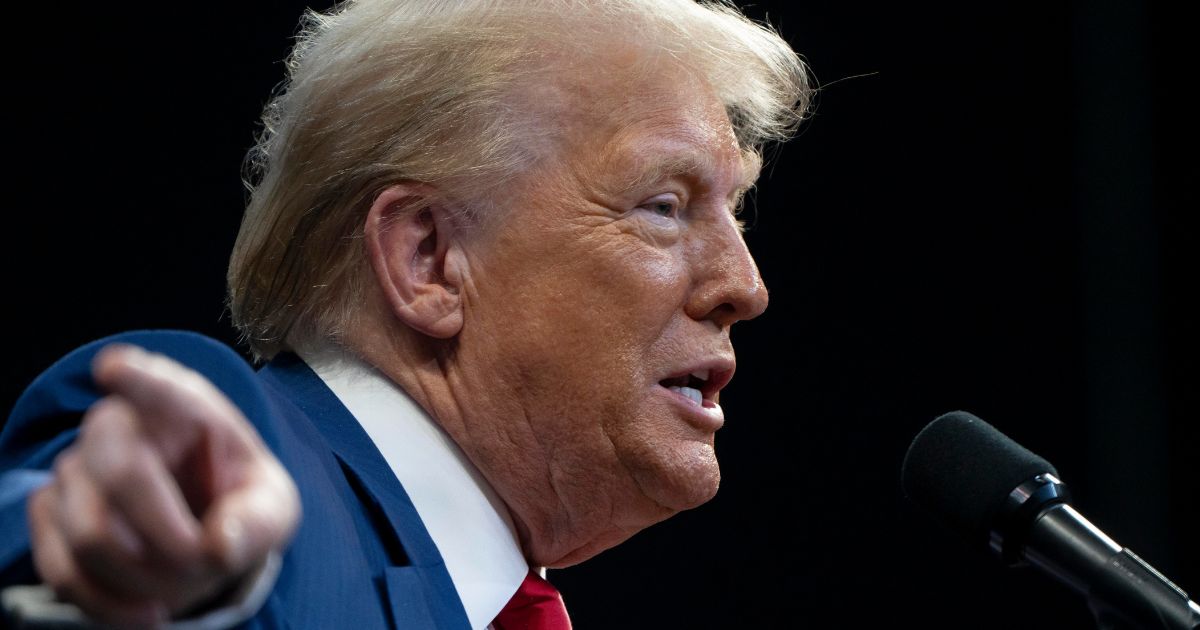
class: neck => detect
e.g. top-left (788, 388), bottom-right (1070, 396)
top-left (340, 314), bottom-right (649, 568)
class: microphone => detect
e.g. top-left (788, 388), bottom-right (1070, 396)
top-left (901, 410), bottom-right (1199, 629)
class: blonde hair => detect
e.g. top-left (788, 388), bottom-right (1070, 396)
top-left (228, 0), bottom-right (812, 360)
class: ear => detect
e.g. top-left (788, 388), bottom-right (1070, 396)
top-left (364, 184), bottom-right (467, 339)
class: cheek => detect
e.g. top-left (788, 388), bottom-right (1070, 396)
top-left (465, 222), bottom-right (692, 424)
top-left (464, 227), bottom-right (719, 510)
top-left (581, 239), bottom-right (689, 328)
top-left (499, 232), bottom-right (688, 349)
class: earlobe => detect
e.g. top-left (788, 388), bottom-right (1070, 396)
top-left (364, 184), bottom-right (465, 339)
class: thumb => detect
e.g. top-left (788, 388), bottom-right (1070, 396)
top-left (202, 458), bottom-right (301, 573)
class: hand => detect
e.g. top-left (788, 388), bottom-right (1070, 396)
top-left (26, 344), bottom-right (301, 627)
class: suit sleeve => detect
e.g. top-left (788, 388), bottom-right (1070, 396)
top-left (0, 330), bottom-right (289, 628)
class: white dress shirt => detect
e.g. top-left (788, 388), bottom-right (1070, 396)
top-left (300, 345), bottom-right (529, 630)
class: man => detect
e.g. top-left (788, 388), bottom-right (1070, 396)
top-left (0, 0), bottom-right (809, 627)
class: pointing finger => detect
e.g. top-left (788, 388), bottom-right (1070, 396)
top-left (91, 345), bottom-right (260, 464)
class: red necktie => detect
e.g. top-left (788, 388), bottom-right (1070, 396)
top-left (491, 569), bottom-right (572, 630)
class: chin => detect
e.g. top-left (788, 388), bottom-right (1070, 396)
top-left (527, 442), bottom-right (721, 569)
top-left (631, 440), bottom-right (722, 513)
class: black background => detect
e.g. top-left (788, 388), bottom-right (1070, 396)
top-left (4, 1), bottom-right (1195, 628)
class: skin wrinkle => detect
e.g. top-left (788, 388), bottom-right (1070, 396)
top-left (600, 417), bottom-right (678, 518)
top-left (352, 40), bottom-right (765, 568)
top-left (595, 75), bottom-right (742, 537)
top-left (376, 342), bottom-right (561, 560)
top-left (547, 449), bottom-right (651, 566)
top-left (459, 226), bottom-right (670, 562)
top-left (580, 111), bottom-right (754, 224)
top-left (544, 434), bottom-right (615, 556)
top-left (233, 0), bottom-right (810, 360)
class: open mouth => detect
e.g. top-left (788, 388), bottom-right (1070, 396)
top-left (658, 368), bottom-right (722, 407)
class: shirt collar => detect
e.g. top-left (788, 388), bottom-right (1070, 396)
top-left (298, 344), bottom-right (528, 630)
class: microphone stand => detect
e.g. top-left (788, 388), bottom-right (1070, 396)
top-left (992, 475), bottom-right (1200, 630)
top-left (1079, 545), bottom-right (1200, 630)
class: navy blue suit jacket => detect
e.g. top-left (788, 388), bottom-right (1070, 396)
top-left (0, 331), bottom-right (472, 629)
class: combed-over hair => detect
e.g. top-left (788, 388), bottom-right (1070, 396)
top-left (228, 0), bottom-right (812, 360)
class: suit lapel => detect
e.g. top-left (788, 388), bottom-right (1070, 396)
top-left (259, 355), bottom-right (471, 630)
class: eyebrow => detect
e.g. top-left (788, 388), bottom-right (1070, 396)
top-left (619, 147), bottom-right (762, 202)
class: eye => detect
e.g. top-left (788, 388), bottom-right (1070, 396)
top-left (638, 193), bottom-right (681, 219)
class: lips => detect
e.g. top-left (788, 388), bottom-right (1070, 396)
top-left (657, 361), bottom-right (734, 408)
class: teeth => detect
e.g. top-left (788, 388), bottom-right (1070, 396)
top-left (669, 386), bottom-right (703, 406)
top-left (690, 369), bottom-right (710, 382)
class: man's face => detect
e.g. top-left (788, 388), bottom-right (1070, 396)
top-left (447, 56), bottom-right (768, 565)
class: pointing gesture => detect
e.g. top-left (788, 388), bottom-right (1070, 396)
top-left (26, 344), bottom-right (300, 626)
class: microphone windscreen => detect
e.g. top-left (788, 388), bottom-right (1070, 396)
top-left (901, 411), bottom-right (1058, 542)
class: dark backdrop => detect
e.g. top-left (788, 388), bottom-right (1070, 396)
top-left (4, 2), bottom-right (1195, 628)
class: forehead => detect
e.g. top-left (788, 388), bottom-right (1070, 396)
top-left (548, 51), bottom-right (756, 194)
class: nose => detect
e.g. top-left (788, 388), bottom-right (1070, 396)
top-left (686, 214), bottom-right (769, 328)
